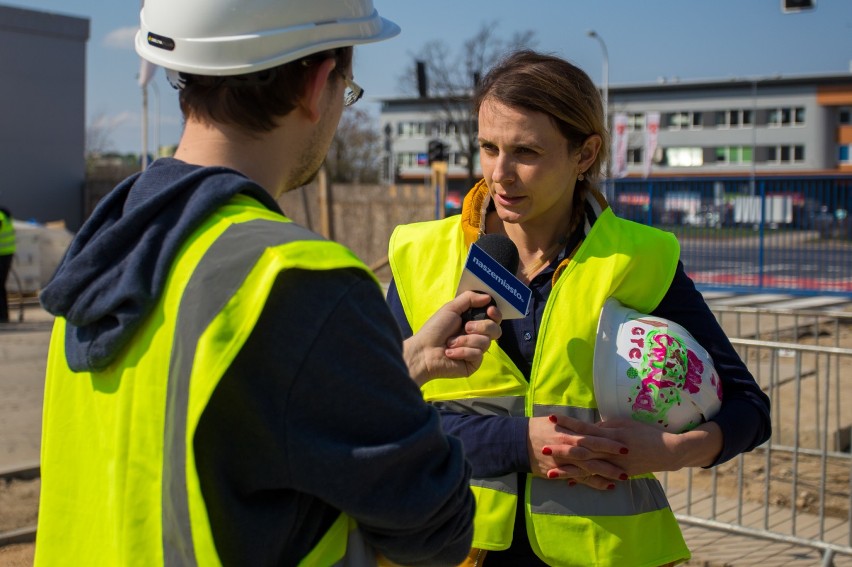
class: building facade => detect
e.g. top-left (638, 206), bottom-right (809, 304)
top-left (0, 4), bottom-right (89, 230)
top-left (378, 72), bottom-right (852, 188)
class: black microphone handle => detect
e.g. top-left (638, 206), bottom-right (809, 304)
top-left (461, 293), bottom-right (495, 324)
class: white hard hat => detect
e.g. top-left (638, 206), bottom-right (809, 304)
top-left (135, 0), bottom-right (400, 76)
top-left (593, 298), bottom-right (723, 433)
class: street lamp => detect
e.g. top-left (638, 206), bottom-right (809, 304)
top-left (586, 30), bottom-right (609, 131)
top-left (587, 29), bottom-right (610, 187)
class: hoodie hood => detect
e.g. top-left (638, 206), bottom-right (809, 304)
top-left (40, 157), bottom-right (280, 372)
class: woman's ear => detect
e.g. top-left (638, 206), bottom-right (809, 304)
top-left (578, 134), bottom-right (603, 172)
top-left (299, 57), bottom-right (338, 124)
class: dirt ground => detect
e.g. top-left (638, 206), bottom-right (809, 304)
top-left (2, 316), bottom-right (850, 566)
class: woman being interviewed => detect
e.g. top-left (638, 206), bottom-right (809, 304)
top-left (387, 50), bottom-right (770, 566)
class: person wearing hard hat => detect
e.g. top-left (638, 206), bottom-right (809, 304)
top-left (0, 207), bottom-right (14, 323)
top-left (387, 50), bottom-right (770, 566)
top-left (35, 2), bottom-right (503, 566)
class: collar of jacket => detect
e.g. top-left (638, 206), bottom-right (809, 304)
top-left (459, 179), bottom-right (610, 285)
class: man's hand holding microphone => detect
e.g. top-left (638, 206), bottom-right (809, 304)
top-left (404, 234), bottom-right (530, 386)
top-left (404, 291), bottom-right (502, 386)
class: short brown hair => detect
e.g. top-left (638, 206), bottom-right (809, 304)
top-left (178, 47), bottom-right (353, 135)
top-left (474, 49), bottom-right (609, 189)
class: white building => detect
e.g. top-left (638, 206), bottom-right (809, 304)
top-left (379, 72), bottom-right (852, 191)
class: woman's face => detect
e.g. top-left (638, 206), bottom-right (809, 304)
top-left (478, 98), bottom-right (581, 232)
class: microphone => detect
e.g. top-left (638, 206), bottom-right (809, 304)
top-left (459, 234), bottom-right (527, 323)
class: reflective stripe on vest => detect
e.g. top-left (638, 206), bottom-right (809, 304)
top-left (37, 197), bottom-right (376, 567)
top-left (389, 207), bottom-right (691, 566)
top-left (0, 211), bottom-right (14, 255)
top-left (162, 219), bottom-right (325, 564)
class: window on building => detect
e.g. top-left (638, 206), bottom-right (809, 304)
top-left (665, 147), bottom-right (703, 167)
top-left (396, 152), bottom-right (428, 168)
top-left (627, 113), bottom-right (645, 131)
top-left (665, 111), bottom-right (701, 130)
top-left (627, 147), bottom-right (644, 165)
top-left (768, 109), bottom-right (780, 126)
top-left (766, 145), bottom-right (805, 163)
top-left (840, 145), bottom-right (851, 163)
top-left (715, 146), bottom-right (753, 164)
top-left (768, 106), bottom-right (805, 127)
top-left (398, 122), bottom-right (426, 138)
top-left (451, 152), bottom-right (469, 167)
top-left (715, 109), bottom-right (752, 129)
top-left (430, 121), bottom-right (459, 137)
top-left (839, 107), bottom-right (851, 125)
top-left (692, 112), bottom-right (703, 128)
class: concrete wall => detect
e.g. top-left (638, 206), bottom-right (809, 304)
top-left (83, 170), bottom-right (437, 283)
top-left (278, 181), bottom-right (436, 282)
top-left (0, 5), bottom-right (89, 230)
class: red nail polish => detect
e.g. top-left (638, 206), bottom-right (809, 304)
top-left (619, 473), bottom-right (629, 481)
top-left (548, 415), bottom-right (558, 423)
top-left (607, 484), bottom-right (616, 490)
top-left (542, 447), bottom-right (552, 456)
top-left (568, 480), bottom-right (576, 487)
top-left (548, 471), bottom-right (559, 479)
top-left (619, 447), bottom-right (629, 455)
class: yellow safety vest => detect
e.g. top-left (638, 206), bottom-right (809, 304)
top-left (37, 194), bottom-right (377, 567)
top-left (389, 194), bottom-right (690, 567)
top-left (0, 210), bottom-right (15, 256)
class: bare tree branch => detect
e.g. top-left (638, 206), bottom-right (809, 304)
top-left (398, 22), bottom-right (538, 188)
top-left (326, 107), bottom-right (382, 184)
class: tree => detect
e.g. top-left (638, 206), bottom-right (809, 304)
top-left (326, 107), bottom-right (383, 184)
top-left (399, 22), bottom-right (538, 188)
top-left (85, 111), bottom-right (116, 157)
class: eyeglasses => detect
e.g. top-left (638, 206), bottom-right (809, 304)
top-left (337, 70), bottom-right (364, 107)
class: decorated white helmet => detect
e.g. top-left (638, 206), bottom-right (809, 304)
top-left (135, 0), bottom-right (400, 76)
top-left (593, 298), bottom-right (723, 433)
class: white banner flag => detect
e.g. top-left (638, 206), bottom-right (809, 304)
top-left (643, 112), bottom-right (660, 178)
top-left (611, 113), bottom-right (628, 179)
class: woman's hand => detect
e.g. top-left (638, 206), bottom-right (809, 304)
top-left (528, 414), bottom-right (629, 490)
top-left (595, 417), bottom-right (723, 476)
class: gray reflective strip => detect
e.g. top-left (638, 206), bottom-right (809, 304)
top-left (530, 476), bottom-right (670, 517)
top-left (433, 399), bottom-right (522, 497)
top-left (532, 404), bottom-right (600, 422)
top-left (442, 399), bottom-right (667, 517)
top-left (330, 526), bottom-right (378, 567)
top-left (530, 404), bottom-right (670, 517)
top-left (433, 396), bottom-right (525, 416)
top-left (470, 474), bottom-right (518, 495)
top-left (162, 219), bottom-right (321, 565)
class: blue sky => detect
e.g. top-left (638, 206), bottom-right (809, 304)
top-left (12, 0), bottom-right (852, 154)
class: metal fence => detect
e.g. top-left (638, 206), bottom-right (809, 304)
top-left (662, 306), bottom-right (852, 565)
top-left (608, 175), bottom-right (852, 296)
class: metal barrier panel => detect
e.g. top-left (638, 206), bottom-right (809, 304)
top-left (661, 307), bottom-right (852, 563)
top-left (610, 175), bottom-right (852, 296)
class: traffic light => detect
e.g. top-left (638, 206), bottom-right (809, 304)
top-left (428, 139), bottom-right (448, 165)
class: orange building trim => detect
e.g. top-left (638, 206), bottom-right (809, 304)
top-left (817, 85), bottom-right (852, 106)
